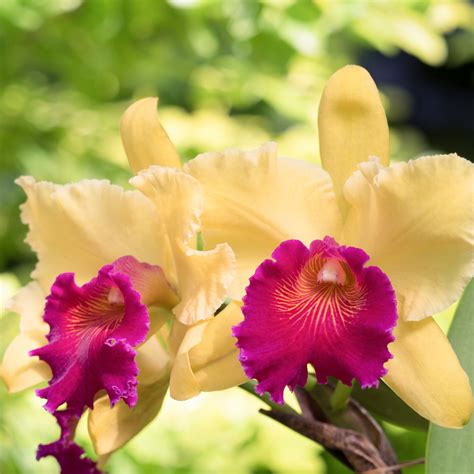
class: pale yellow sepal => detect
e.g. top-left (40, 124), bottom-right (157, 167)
top-left (147, 307), bottom-right (173, 342)
top-left (89, 378), bottom-right (169, 456)
top-left (131, 166), bottom-right (235, 324)
top-left (8, 281), bottom-right (47, 336)
top-left (384, 317), bottom-right (473, 428)
top-left (135, 332), bottom-right (171, 385)
top-left (16, 177), bottom-right (174, 291)
top-left (1, 282), bottom-right (50, 392)
top-left (1, 333), bottom-right (51, 392)
top-left (343, 154), bottom-right (474, 321)
top-left (120, 97), bottom-right (181, 173)
top-left (169, 301), bottom-right (247, 400)
top-left (318, 65), bottom-right (389, 215)
top-left (88, 336), bottom-right (170, 456)
top-left (185, 142), bottom-right (341, 298)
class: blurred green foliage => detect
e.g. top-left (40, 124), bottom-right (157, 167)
top-left (0, 0), bottom-right (472, 472)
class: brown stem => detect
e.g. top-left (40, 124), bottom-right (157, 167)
top-left (260, 408), bottom-right (388, 473)
top-left (295, 386), bottom-right (353, 470)
top-left (362, 458), bottom-right (425, 473)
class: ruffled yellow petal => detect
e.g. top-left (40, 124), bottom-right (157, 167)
top-left (16, 177), bottom-right (174, 291)
top-left (185, 142), bottom-right (342, 298)
top-left (1, 282), bottom-right (50, 392)
top-left (169, 301), bottom-right (246, 400)
top-left (384, 317), bottom-right (473, 428)
top-left (131, 166), bottom-right (235, 324)
top-left (120, 97), bottom-right (181, 173)
top-left (318, 65), bottom-right (389, 214)
top-left (88, 336), bottom-right (170, 456)
top-left (343, 154), bottom-right (474, 320)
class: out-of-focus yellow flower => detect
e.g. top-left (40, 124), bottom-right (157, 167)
top-left (125, 66), bottom-right (473, 428)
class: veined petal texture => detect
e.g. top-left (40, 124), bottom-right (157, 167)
top-left (234, 237), bottom-right (397, 403)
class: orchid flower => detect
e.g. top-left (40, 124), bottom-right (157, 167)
top-left (172, 66), bottom-right (471, 428)
top-left (114, 67), bottom-right (473, 430)
top-left (3, 64), bottom-right (473, 473)
top-left (0, 136), bottom-right (246, 468)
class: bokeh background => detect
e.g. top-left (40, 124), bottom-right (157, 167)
top-left (1, 0), bottom-right (473, 472)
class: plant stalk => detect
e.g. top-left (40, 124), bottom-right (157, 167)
top-left (330, 380), bottom-right (354, 411)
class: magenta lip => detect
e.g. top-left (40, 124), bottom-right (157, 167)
top-left (233, 236), bottom-right (398, 403)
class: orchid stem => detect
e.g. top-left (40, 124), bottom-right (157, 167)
top-left (239, 381), bottom-right (298, 415)
top-left (330, 381), bottom-right (353, 411)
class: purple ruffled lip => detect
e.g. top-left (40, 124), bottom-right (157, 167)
top-left (30, 255), bottom-right (169, 473)
top-left (233, 236), bottom-right (398, 404)
top-left (30, 261), bottom-right (150, 416)
top-left (36, 410), bottom-right (101, 474)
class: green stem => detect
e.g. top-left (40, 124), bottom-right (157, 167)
top-left (330, 380), bottom-right (353, 411)
top-left (303, 374), bottom-right (318, 392)
top-left (239, 381), bottom-right (298, 415)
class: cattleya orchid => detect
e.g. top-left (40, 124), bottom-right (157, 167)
top-left (0, 140), bottom-right (245, 469)
top-left (120, 66), bottom-right (473, 428)
top-left (183, 66), bottom-right (474, 428)
top-left (1, 64), bottom-right (473, 473)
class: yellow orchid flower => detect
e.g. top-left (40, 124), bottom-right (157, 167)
top-left (0, 161), bottom-right (243, 465)
top-left (130, 65), bottom-right (472, 429)
top-left (118, 68), bottom-right (473, 429)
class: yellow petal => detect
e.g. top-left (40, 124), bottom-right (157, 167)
top-left (384, 317), bottom-right (472, 428)
top-left (343, 154), bottom-right (474, 320)
top-left (318, 65), bottom-right (389, 215)
top-left (136, 334), bottom-right (171, 385)
top-left (185, 142), bottom-right (341, 298)
top-left (7, 282), bottom-right (47, 337)
top-left (1, 282), bottom-right (50, 392)
top-left (89, 379), bottom-right (168, 456)
top-left (16, 177), bottom-right (175, 291)
top-left (125, 264), bottom-right (179, 309)
top-left (147, 307), bottom-right (173, 342)
top-left (120, 97), bottom-right (181, 173)
top-left (169, 301), bottom-right (247, 400)
top-left (1, 333), bottom-right (51, 392)
top-left (131, 166), bottom-right (235, 324)
top-left (88, 336), bottom-right (170, 456)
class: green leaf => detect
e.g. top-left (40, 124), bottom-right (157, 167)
top-left (426, 279), bottom-right (474, 473)
top-left (306, 375), bottom-right (428, 431)
top-left (352, 381), bottom-right (428, 432)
